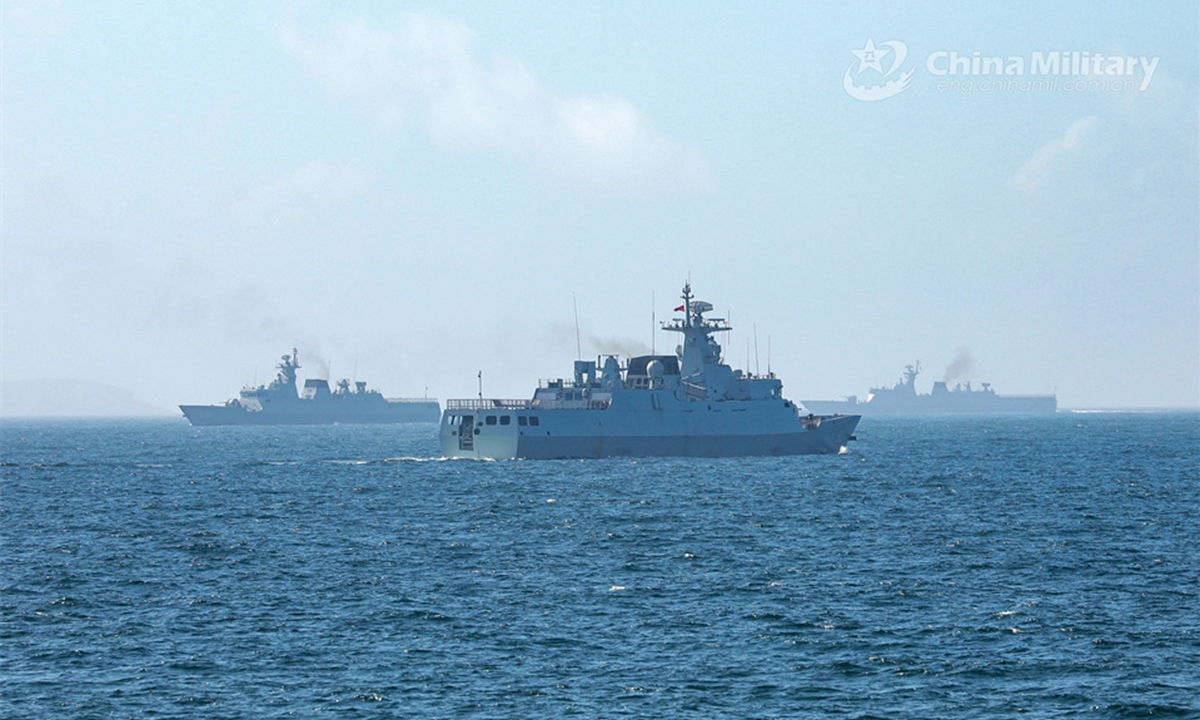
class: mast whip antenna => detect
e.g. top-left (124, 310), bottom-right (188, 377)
top-left (753, 324), bottom-right (760, 377)
top-left (651, 291), bottom-right (655, 356)
top-left (573, 292), bottom-right (582, 361)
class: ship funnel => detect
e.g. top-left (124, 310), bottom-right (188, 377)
top-left (574, 360), bottom-right (596, 387)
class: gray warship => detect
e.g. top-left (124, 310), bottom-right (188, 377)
top-left (440, 283), bottom-right (860, 459)
top-left (801, 362), bottom-right (1057, 415)
top-left (180, 349), bottom-right (440, 426)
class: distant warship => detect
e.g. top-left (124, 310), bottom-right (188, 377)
top-left (180, 349), bottom-right (440, 426)
top-left (440, 282), bottom-right (860, 459)
top-left (801, 362), bottom-right (1056, 415)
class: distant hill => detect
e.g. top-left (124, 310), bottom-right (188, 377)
top-left (0, 378), bottom-right (173, 418)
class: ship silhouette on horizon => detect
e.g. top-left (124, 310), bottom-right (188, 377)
top-left (801, 361), bottom-right (1057, 415)
top-left (180, 349), bottom-right (439, 426)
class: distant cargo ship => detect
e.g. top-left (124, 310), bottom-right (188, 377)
top-left (180, 349), bottom-right (440, 426)
top-left (801, 362), bottom-right (1056, 415)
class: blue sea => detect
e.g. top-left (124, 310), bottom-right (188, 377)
top-left (2, 413), bottom-right (1197, 718)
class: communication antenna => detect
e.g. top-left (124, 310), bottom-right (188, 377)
top-left (753, 323), bottom-right (761, 377)
top-left (477, 371), bottom-right (483, 399)
top-left (573, 292), bottom-right (582, 361)
top-left (651, 291), bottom-right (656, 356)
top-left (767, 335), bottom-right (772, 376)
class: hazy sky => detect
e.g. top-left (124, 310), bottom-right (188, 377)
top-left (3, 0), bottom-right (1198, 413)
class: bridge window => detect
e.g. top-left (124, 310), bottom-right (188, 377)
top-left (485, 415), bottom-right (497, 425)
top-left (529, 416), bottom-right (540, 426)
top-left (518, 416), bottom-right (527, 426)
top-left (500, 415), bottom-right (511, 425)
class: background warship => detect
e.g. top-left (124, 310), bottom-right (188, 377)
top-left (440, 283), bottom-right (859, 459)
top-left (180, 350), bottom-right (440, 426)
top-left (801, 362), bottom-right (1057, 415)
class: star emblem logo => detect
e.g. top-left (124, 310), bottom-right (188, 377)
top-left (851, 37), bottom-right (887, 74)
top-left (843, 38), bottom-right (915, 102)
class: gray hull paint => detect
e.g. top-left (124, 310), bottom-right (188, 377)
top-left (801, 396), bottom-right (1056, 415)
top-left (180, 401), bottom-right (440, 426)
top-left (515, 423), bottom-right (856, 459)
top-left (440, 282), bottom-right (860, 459)
top-left (803, 362), bottom-right (1057, 415)
top-left (180, 348), bottom-right (440, 426)
top-left (440, 403), bottom-right (859, 459)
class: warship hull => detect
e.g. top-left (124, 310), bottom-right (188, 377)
top-left (802, 362), bottom-right (1057, 415)
top-left (180, 349), bottom-right (440, 427)
top-left (181, 401), bottom-right (440, 426)
top-left (441, 282), bottom-right (859, 460)
top-left (440, 403), bottom-right (858, 459)
top-left (801, 395), bottom-right (1056, 415)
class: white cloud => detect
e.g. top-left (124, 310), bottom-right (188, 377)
top-left (279, 12), bottom-right (709, 195)
top-left (246, 159), bottom-right (371, 220)
top-left (1009, 116), bottom-right (1102, 192)
top-left (5, 0), bottom-right (72, 44)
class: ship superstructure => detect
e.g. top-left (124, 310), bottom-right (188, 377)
top-left (802, 361), bottom-right (1057, 415)
top-left (440, 283), bottom-right (860, 459)
top-left (180, 349), bottom-right (440, 426)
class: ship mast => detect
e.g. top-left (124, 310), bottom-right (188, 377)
top-left (662, 282), bottom-right (731, 380)
top-left (682, 281), bottom-right (693, 328)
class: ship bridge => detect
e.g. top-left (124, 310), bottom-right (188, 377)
top-left (660, 283), bottom-right (781, 403)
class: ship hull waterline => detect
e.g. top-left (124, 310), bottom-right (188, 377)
top-left (440, 407), bottom-right (860, 460)
top-left (180, 403), bottom-right (441, 426)
top-left (800, 397), bottom-right (1057, 415)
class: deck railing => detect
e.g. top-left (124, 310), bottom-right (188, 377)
top-left (445, 398), bottom-right (611, 411)
top-left (539, 399), bottom-right (610, 410)
top-left (446, 399), bottom-right (533, 410)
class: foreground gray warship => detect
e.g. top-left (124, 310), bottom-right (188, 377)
top-left (440, 283), bottom-right (860, 459)
top-left (180, 350), bottom-right (440, 426)
top-left (801, 362), bottom-right (1056, 415)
